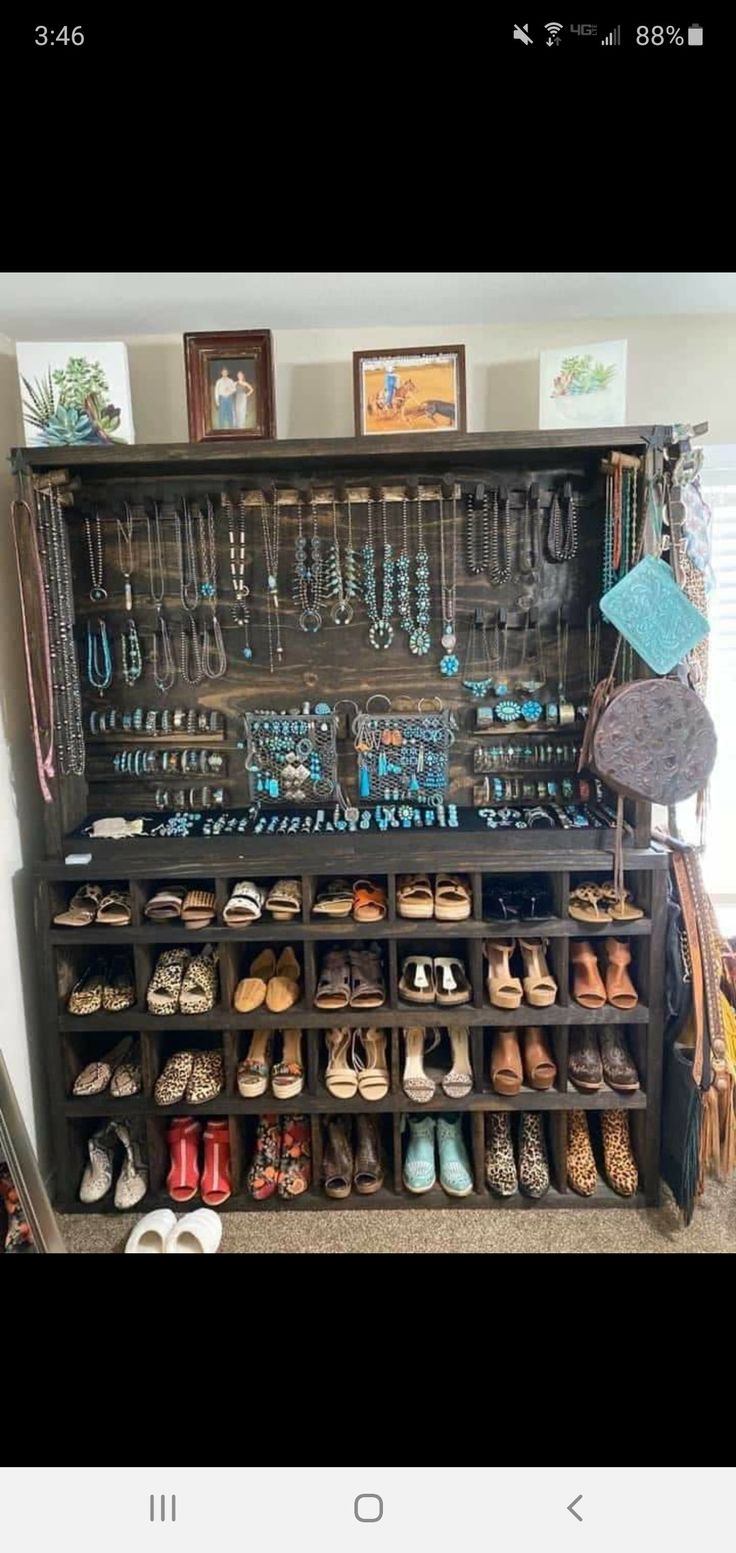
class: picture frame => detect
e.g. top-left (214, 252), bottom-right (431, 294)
top-left (16, 340), bottom-right (135, 447)
top-left (539, 338), bottom-right (627, 429)
top-left (353, 344), bottom-right (467, 436)
top-left (0, 1051), bottom-right (66, 1254)
top-left (184, 330), bottom-right (276, 442)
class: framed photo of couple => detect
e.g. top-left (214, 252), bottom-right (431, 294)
top-left (184, 330), bottom-right (276, 442)
top-left (353, 344), bottom-right (467, 436)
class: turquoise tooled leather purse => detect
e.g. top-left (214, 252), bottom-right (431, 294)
top-left (599, 554), bottom-right (709, 675)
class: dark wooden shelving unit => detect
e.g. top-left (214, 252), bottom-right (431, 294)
top-left (16, 428), bottom-right (671, 1217)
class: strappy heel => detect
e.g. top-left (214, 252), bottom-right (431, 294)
top-left (356, 1027), bottom-right (389, 1101)
top-left (402, 1026), bottom-right (440, 1103)
top-left (518, 938), bottom-right (557, 1007)
top-left (324, 1027), bottom-right (358, 1098)
top-left (483, 938), bottom-right (523, 1009)
top-left (442, 1026), bottom-right (473, 1098)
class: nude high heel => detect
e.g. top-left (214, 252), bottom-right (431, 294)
top-left (518, 938), bottom-right (557, 1007)
top-left (483, 939), bottom-right (523, 1009)
top-left (324, 1027), bottom-right (358, 1098)
top-left (603, 938), bottom-right (639, 1010)
top-left (356, 1028), bottom-right (389, 1101)
top-left (570, 939), bottom-right (607, 1008)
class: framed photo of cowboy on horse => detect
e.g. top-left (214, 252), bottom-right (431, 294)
top-left (353, 344), bottom-right (467, 436)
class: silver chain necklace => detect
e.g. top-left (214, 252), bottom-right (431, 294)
top-left (260, 499), bottom-right (283, 671)
top-left (37, 484), bottom-right (85, 774)
top-left (84, 510), bottom-right (107, 601)
top-left (199, 497), bottom-right (227, 677)
top-left (145, 502), bottom-right (176, 694)
top-left (227, 490), bottom-right (253, 661)
top-left (116, 502), bottom-right (142, 684)
top-left (173, 507), bottom-right (203, 686)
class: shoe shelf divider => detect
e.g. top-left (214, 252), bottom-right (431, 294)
top-left (16, 429), bottom-right (675, 1218)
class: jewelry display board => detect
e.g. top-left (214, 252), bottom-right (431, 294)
top-left (11, 428), bottom-right (678, 1220)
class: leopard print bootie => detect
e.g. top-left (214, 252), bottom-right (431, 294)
top-left (485, 1112), bottom-right (518, 1197)
top-left (600, 1109), bottom-right (639, 1196)
top-left (518, 1112), bottom-right (550, 1198)
top-left (566, 1110), bottom-right (597, 1196)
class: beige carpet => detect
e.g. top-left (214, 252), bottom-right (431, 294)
top-left (60, 1180), bottom-right (736, 1253)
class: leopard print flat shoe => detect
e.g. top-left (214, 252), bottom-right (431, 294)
top-left (68, 958), bottom-right (107, 1016)
top-left (566, 1110), bottom-right (597, 1196)
top-left (102, 955), bottom-right (136, 1013)
top-left (185, 1049), bottom-right (224, 1104)
top-left (485, 1112), bottom-right (518, 1197)
top-left (518, 1112), bottom-right (550, 1199)
top-left (147, 948), bottom-right (191, 1015)
top-left (601, 1109), bottom-right (639, 1196)
top-left (155, 1049), bottom-right (195, 1105)
top-left (179, 946), bottom-right (219, 1015)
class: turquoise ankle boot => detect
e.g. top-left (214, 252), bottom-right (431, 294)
top-left (403, 1114), bottom-right (436, 1193)
top-left (437, 1114), bottom-right (473, 1196)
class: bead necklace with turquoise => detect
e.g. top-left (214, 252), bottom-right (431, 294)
top-left (397, 496), bottom-right (431, 655)
top-left (87, 617), bottom-right (113, 692)
top-left (363, 498), bottom-right (394, 649)
top-left (116, 503), bottom-right (143, 684)
top-left (439, 493), bottom-right (459, 675)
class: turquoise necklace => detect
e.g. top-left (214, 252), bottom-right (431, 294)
top-left (439, 493), bottom-right (459, 675)
top-left (87, 617), bottom-right (113, 691)
top-left (363, 498), bottom-right (394, 649)
top-left (397, 497), bottom-right (431, 655)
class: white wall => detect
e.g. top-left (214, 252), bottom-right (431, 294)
top-left (1, 307), bottom-right (735, 1151)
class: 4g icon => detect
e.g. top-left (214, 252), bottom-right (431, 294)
top-left (570, 22), bottom-right (598, 34)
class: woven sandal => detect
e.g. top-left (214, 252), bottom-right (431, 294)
top-left (352, 879), bottom-right (387, 922)
top-left (568, 883), bottom-right (613, 924)
top-left (223, 880), bottom-right (264, 926)
top-left (72, 1036), bottom-right (134, 1097)
top-left (102, 955), bottom-right (136, 1012)
top-left (96, 890), bottom-right (133, 927)
top-left (234, 947), bottom-right (275, 1013)
top-left (237, 1030), bottom-right (272, 1097)
top-left (399, 955), bottom-right (436, 1004)
top-left (54, 883), bottom-right (103, 928)
top-left (68, 958), bottom-right (107, 1015)
top-left (349, 944), bottom-right (386, 1009)
top-left (272, 1029), bottom-right (304, 1098)
top-left (434, 874), bottom-right (472, 922)
top-left (313, 879), bottom-right (354, 917)
top-left (185, 1049), bottom-right (224, 1104)
top-left (155, 1050), bottom-right (195, 1105)
top-left (266, 947), bottom-right (301, 1013)
top-left (356, 1027), bottom-right (389, 1100)
top-left (324, 1027), bottom-right (358, 1097)
top-left (397, 874), bottom-right (435, 919)
top-left (144, 887), bottom-right (185, 922)
top-left (179, 946), bottom-right (219, 1014)
top-left (265, 878), bottom-right (302, 920)
top-left (147, 948), bottom-right (191, 1015)
top-left (181, 889), bottom-right (216, 929)
top-left (434, 956), bottom-right (472, 1006)
top-left (315, 948), bottom-right (351, 1009)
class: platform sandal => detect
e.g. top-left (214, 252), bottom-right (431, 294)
top-left (355, 1027), bottom-right (389, 1100)
top-left (434, 874), bottom-right (472, 921)
top-left (442, 1025), bottom-right (473, 1099)
top-left (237, 1030), bottom-right (273, 1097)
top-left (222, 880), bottom-right (264, 925)
top-left (181, 889), bottom-right (216, 928)
top-left (102, 954), bottom-right (136, 1013)
top-left (603, 938), bottom-right (638, 1009)
top-left (166, 1117), bottom-right (202, 1201)
top-left (277, 1114), bottom-right (312, 1198)
top-left (147, 947), bottom-right (191, 1015)
top-left (518, 939), bottom-right (557, 1008)
top-left (352, 879), bottom-right (387, 922)
top-left (179, 945), bottom-right (219, 1014)
top-left (434, 956), bottom-right (471, 1006)
top-left (354, 1114), bottom-right (384, 1194)
top-left (570, 939), bottom-right (607, 1008)
top-left (265, 878), bottom-right (302, 920)
top-left (490, 1029), bottom-right (523, 1096)
top-left (68, 958), bottom-right (107, 1016)
top-left (483, 939), bottom-right (523, 1009)
top-left (312, 879), bottom-right (354, 917)
top-left (272, 1028), bottom-right (304, 1099)
top-left (521, 1026), bottom-right (557, 1090)
top-left (53, 883), bottom-right (103, 928)
top-left (399, 954), bottom-right (436, 1003)
top-left (396, 874), bottom-right (435, 919)
top-left (323, 1117), bottom-right (353, 1198)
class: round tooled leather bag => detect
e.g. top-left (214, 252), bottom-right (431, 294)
top-left (589, 678), bottom-right (717, 804)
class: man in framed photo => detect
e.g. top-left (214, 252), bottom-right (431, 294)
top-left (383, 361), bottom-right (399, 411)
top-left (214, 366), bottom-right (238, 429)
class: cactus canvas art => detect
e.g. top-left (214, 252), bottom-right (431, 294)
top-left (16, 340), bottom-right (135, 446)
top-left (539, 338), bottom-right (626, 429)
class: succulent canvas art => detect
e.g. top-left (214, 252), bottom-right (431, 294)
top-left (17, 341), bottom-right (135, 446)
top-left (539, 338), bottom-right (626, 429)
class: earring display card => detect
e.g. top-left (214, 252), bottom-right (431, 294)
top-left (355, 711), bottom-right (450, 803)
top-left (244, 712), bottom-right (338, 804)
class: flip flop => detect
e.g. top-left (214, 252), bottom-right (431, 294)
top-left (568, 883), bottom-right (613, 924)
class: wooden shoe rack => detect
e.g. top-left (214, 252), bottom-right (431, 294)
top-left (14, 429), bottom-right (674, 1214)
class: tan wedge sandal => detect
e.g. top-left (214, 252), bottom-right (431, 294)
top-left (483, 939), bottom-right (523, 1009)
top-left (490, 1029), bottom-right (523, 1095)
top-left (271, 1028), bottom-right (304, 1098)
top-left (356, 1028), bottom-right (389, 1100)
top-left (325, 1027), bottom-right (358, 1098)
top-left (521, 1026), bottom-right (557, 1090)
top-left (237, 1030), bottom-right (273, 1097)
top-left (603, 938), bottom-right (639, 1009)
top-left (518, 938), bottom-right (557, 1008)
top-left (396, 874), bottom-right (435, 919)
top-left (570, 939), bottom-right (607, 1008)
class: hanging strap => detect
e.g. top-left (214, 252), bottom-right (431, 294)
top-left (11, 498), bottom-right (55, 803)
top-left (671, 850), bottom-right (706, 1087)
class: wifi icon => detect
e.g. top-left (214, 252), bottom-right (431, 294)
top-left (545, 20), bottom-right (563, 43)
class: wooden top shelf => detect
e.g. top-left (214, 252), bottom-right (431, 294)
top-left (12, 426), bottom-right (663, 479)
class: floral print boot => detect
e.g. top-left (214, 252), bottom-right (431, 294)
top-left (247, 1114), bottom-right (282, 1200)
top-left (277, 1114), bottom-right (312, 1198)
top-left (566, 1110), bottom-right (597, 1196)
top-left (601, 1109), bottom-right (639, 1196)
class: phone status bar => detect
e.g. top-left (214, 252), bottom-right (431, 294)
top-left (510, 20), bottom-right (704, 48)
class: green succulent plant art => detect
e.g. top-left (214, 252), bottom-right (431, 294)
top-left (551, 354), bottom-right (617, 398)
top-left (21, 354), bottom-right (126, 445)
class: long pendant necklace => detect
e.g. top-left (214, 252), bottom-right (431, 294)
top-left (37, 484), bottom-right (85, 775)
top-left (439, 493), bottom-right (459, 675)
top-left (363, 498), bottom-right (394, 649)
top-left (87, 618), bottom-right (113, 691)
top-left (556, 606), bottom-right (570, 704)
top-left (466, 489), bottom-right (489, 575)
top-left (586, 604), bottom-right (601, 697)
top-left (260, 499), bottom-right (284, 671)
top-left (173, 504), bottom-right (203, 685)
top-left (146, 502), bottom-right (176, 694)
top-left (227, 490), bottom-right (253, 660)
top-left (326, 499), bottom-right (354, 625)
top-left (293, 501), bottom-right (324, 633)
top-left (116, 502), bottom-right (142, 684)
top-left (199, 497), bottom-right (228, 677)
top-left (548, 481), bottom-right (579, 562)
top-left (410, 493), bottom-right (431, 655)
top-left (488, 488), bottom-right (511, 586)
top-left (516, 485), bottom-right (539, 609)
top-left (84, 509), bottom-right (107, 601)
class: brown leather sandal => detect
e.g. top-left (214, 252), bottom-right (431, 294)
top-left (570, 939), bottom-right (607, 1008)
top-left (603, 937), bottom-right (638, 1009)
top-left (490, 1029), bottom-right (523, 1095)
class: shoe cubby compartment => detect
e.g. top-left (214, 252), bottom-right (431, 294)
top-left (398, 1110), bottom-right (483, 1201)
top-left (566, 1106), bottom-right (646, 1203)
top-left (482, 935), bottom-right (563, 1017)
top-left (482, 1110), bottom-right (566, 1203)
top-left (311, 874), bottom-right (390, 924)
top-left (315, 1026), bottom-right (395, 1107)
top-left (55, 944), bottom-right (139, 1020)
top-left (235, 1026), bottom-right (311, 1108)
top-left (398, 1025), bottom-right (481, 1109)
top-left (64, 1113), bottom-right (151, 1215)
top-left (480, 1025), bottom-right (566, 1100)
top-left (138, 941), bottom-right (227, 1021)
top-left (314, 1111), bottom-right (396, 1205)
top-left (568, 870), bottom-right (652, 930)
top-left (147, 1029), bottom-right (233, 1112)
top-left (565, 1023), bottom-right (647, 1104)
top-left (145, 1112), bottom-right (242, 1205)
top-left (568, 935), bottom-right (643, 1011)
top-left (139, 878), bottom-right (217, 934)
top-left (481, 873), bottom-right (559, 929)
top-left (234, 941), bottom-right (308, 1015)
top-left (396, 937), bottom-right (478, 1011)
top-left (221, 876), bottom-right (307, 930)
top-left (60, 1027), bottom-right (145, 1107)
top-left (48, 878), bottom-right (134, 931)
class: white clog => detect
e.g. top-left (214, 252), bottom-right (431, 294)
top-left (125, 1209), bottom-right (176, 1253)
top-left (164, 1208), bottom-right (223, 1254)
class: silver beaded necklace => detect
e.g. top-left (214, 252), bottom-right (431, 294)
top-left (146, 502), bottom-right (176, 694)
top-left (199, 497), bottom-right (228, 677)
